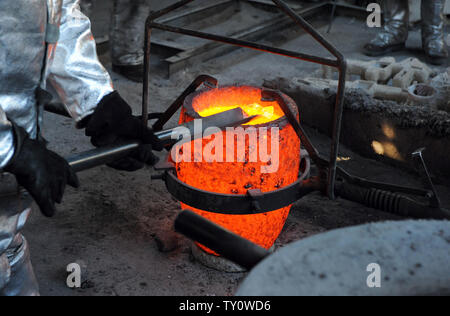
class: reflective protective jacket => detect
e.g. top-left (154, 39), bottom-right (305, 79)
top-left (0, 0), bottom-right (114, 168)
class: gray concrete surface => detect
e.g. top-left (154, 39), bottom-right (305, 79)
top-left (237, 220), bottom-right (450, 296)
top-left (20, 1), bottom-right (450, 296)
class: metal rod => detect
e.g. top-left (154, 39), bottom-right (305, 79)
top-left (67, 142), bottom-right (140, 173)
top-left (143, 0), bottom-right (196, 133)
top-left (327, 63), bottom-right (347, 199)
top-left (412, 148), bottom-right (441, 208)
top-left (175, 210), bottom-right (270, 270)
top-left (261, 89), bottom-right (327, 169)
top-left (148, 22), bottom-right (339, 67)
top-left (336, 166), bottom-right (431, 197)
top-left (66, 108), bottom-right (251, 173)
top-left (147, 0), bottom-right (194, 21)
top-left (270, 0), bottom-right (347, 200)
top-left (271, 0), bottom-right (344, 61)
top-left (142, 23), bottom-right (152, 129)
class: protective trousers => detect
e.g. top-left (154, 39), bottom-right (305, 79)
top-left (0, 173), bottom-right (39, 296)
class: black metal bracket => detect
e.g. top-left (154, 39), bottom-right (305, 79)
top-left (152, 74), bottom-right (218, 132)
top-left (152, 148), bottom-right (315, 215)
top-left (165, 169), bottom-right (319, 214)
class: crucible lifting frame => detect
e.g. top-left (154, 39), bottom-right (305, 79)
top-left (142, 0), bottom-right (443, 216)
top-left (143, 0), bottom-right (345, 202)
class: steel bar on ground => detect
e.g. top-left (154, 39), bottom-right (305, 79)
top-left (175, 210), bottom-right (270, 270)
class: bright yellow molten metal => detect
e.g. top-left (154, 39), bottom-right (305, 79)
top-left (197, 103), bottom-right (281, 125)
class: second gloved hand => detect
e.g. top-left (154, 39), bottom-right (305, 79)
top-left (83, 91), bottom-right (162, 171)
top-left (5, 125), bottom-right (79, 217)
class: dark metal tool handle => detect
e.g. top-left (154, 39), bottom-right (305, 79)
top-left (335, 181), bottom-right (450, 220)
top-left (174, 210), bottom-right (270, 270)
top-left (66, 108), bottom-right (252, 173)
top-left (67, 141), bottom-right (140, 173)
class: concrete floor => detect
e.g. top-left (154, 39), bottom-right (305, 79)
top-left (22, 1), bottom-right (450, 296)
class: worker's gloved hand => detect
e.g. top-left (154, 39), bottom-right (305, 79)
top-left (83, 91), bottom-right (162, 171)
top-left (5, 125), bottom-right (79, 217)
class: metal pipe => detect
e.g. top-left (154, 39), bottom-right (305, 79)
top-left (67, 142), bottom-right (140, 173)
top-left (174, 210), bottom-right (270, 270)
top-left (66, 108), bottom-right (253, 173)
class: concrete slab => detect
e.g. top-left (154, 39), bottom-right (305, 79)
top-left (237, 220), bottom-right (450, 296)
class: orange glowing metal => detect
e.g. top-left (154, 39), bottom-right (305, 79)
top-left (191, 86), bottom-right (284, 126)
top-left (198, 103), bottom-right (280, 125)
top-left (176, 86), bottom-right (300, 256)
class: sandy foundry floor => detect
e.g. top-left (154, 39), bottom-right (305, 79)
top-left (22, 1), bottom-right (450, 295)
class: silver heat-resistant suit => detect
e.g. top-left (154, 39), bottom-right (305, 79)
top-left (0, 0), bottom-right (114, 295)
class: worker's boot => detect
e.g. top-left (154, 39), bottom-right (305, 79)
top-left (363, 0), bottom-right (409, 56)
top-left (110, 0), bottom-right (149, 83)
top-left (0, 173), bottom-right (39, 296)
top-left (421, 0), bottom-right (449, 65)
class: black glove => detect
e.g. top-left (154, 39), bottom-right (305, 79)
top-left (83, 91), bottom-right (162, 171)
top-left (5, 125), bottom-right (79, 217)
